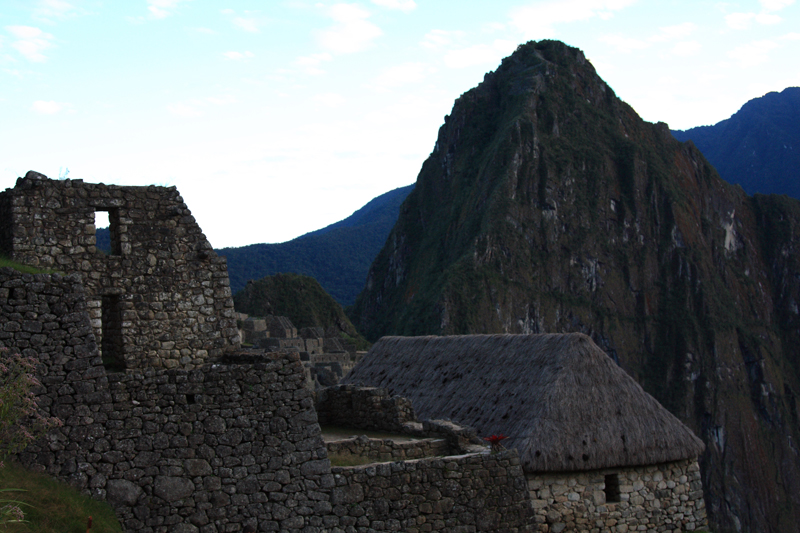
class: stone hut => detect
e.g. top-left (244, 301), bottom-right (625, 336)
top-left (268, 315), bottom-right (296, 338)
top-left (0, 171), bottom-right (239, 370)
top-left (341, 333), bottom-right (709, 532)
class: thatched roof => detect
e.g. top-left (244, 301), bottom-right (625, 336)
top-left (341, 334), bottom-right (705, 472)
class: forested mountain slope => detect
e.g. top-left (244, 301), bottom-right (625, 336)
top-left (673, 87), bottom-right (800, 198)
top-left (351, 40), bottom-right (800, 533)
top-left (217, 184), bottom-right (413, 305)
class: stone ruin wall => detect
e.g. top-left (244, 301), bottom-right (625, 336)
top-left (0, 172), bottom-right (239, 370)
top-left (329, 451), bottom-right (533, 533)
top-left (527, 459), bottom-right (707, 532)
top-left (238, 316), bottom-right (365, 389)
top-left (2, 268), bottom-right (534, 533)
top-left (326, 435), bottom-right (451, 463)
top-left (316, 384), bottom-right (418, 433)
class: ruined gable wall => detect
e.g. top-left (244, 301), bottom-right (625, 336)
top-left (0, 268), bottom-right (334, 531)
top-left (0, 173), bottom-right (238, 369)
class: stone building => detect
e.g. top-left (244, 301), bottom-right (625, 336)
top-left (342, 333), bottom-right (709, 532)
top-left (0, 171), bottom-right (239, 370)
top-left (238, 315), bottom-right (364, 388)
top-left (0, 267), bottom-right (534, 533)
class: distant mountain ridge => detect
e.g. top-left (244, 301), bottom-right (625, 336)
top-left (216, 184), bottom-right (414, 305)
top-left (672, 87), bottom-right (800, 198)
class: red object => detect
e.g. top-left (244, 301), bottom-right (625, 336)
top-left (87, 516), bottom-right (92, 532)
top-left (484, 434), bottom-right (508, 444)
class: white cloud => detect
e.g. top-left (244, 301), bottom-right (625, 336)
top-left (33, 0), bottom-right (78, 21)
top-left (759, 0), bottom-right (794, 10)
top-left (295, 52), bottom-right (332, 75)
top-left (167, 102), bottom-right (202, 117)
top-left (601, 23), bottom-right (700, 55)
top-left (728, 40), bottom-right (779, 66)
top-left (421, 29), bottom-right (464, 49)
top-left (370, 0), bottom-right (416, 12)
top-left (147, 0), bottom-right (192, 19)
top-left (233, 17), bottom-right (260, 32)
top-left (224, 51), bottom-right (254, 60)
top-left (726, 10), bottom-right (783, 29)
top-left (755, 12), bottom-right (782, 23)
top-left (167, 95), bottom-right (236, 117)
top-left (31, 100), bottom-right (65, 114)
top-left (782, 32), bottom-right (800, 40)
top-left (6, 26), bottom-right (54, 62)
top-left (725, 12), bottom-right (754, 29)
top-left (510, 0), bottom-right (638, 39)
top-left (483, 22), bottom-right (506, 33)
top-left (313, 93), bottom-right (346, 107)
top-left (296, 53), bottom-right (332, 66)
top-left (443, 39), bottom-right (516, 69)
top-left (671, 40), bottom-right (701, 56)
top-left (599, 34), bottom-right (649, 53)
top-left (653, 22), bottom-right (696, 41)
top-left (221, 9), bottom-right (263, 32)
top-left (205, 95), bottom-right (236, 105)
top-left (317, 4), bottom-right (382, 54)
top-left (371, 62), bottom-right (429, 89)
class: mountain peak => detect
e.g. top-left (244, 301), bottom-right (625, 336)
top-left (351, 40), bottom-right (800, 533)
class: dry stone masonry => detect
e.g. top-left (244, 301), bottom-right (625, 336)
top-left (526, 459), bottom-right (706, 532)
top-left (329, 451), bottom-right (534, 533)
top-left (238, 315), bottom-right (364, 389)
top-left (316, 384), bottom-right (417, 433)
top-left (1, 267), bottom-right (533, 532)
top-left (326, 435), bottom-right (451, 464)
top-left (0, 172), bottom-right (239, 370)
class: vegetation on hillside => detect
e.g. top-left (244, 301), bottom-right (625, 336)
top-left (1, 346), bottom-right (118, 532)
top-left (349, 40), bottom-right (800, 532)
top-left (672, 87), bottom-right (800, 199)
top-left (0, 461), bottom-right (122, 533)
top-left (0, 462), bottom-right (122, 533)
top-left (233, 273), bottom-right (369, 350)
top-left (218, 184), bottom-right (414, 306)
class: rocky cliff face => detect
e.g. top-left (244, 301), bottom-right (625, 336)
top-left (351, 40), bottom-right (800, 533)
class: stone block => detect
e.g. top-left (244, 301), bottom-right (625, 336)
top-left (154, 476), bottom-right (195, 502)
top-left (106, 479), bottom-right (143, 506)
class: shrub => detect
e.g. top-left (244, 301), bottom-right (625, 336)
top-left (0, 348), bottom-right (62, 527)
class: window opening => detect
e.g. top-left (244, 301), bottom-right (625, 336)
top-left (94, 209), bottom-right (121, 255)
top-left (101, 295), bottom-right (125, 372)
top-left (604, 473), bottom-right (621, 503)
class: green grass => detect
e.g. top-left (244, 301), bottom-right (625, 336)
top-left (0, 461), bottom-right (122, 533)
top-left (0, 258), bottom-right (56, 276)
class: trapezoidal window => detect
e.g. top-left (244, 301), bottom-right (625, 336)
top-left (101, 295), bottom-right (125, 372)
top-left (604, 473), bottom-right (621, 503)
top-left (94, 208), bottom-right (121, 256)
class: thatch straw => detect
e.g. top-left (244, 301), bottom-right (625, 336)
top-left (342, 334), bottom-right (705, 472)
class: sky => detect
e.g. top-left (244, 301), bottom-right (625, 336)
top-left (1, 1), bottom-right (798, 248)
